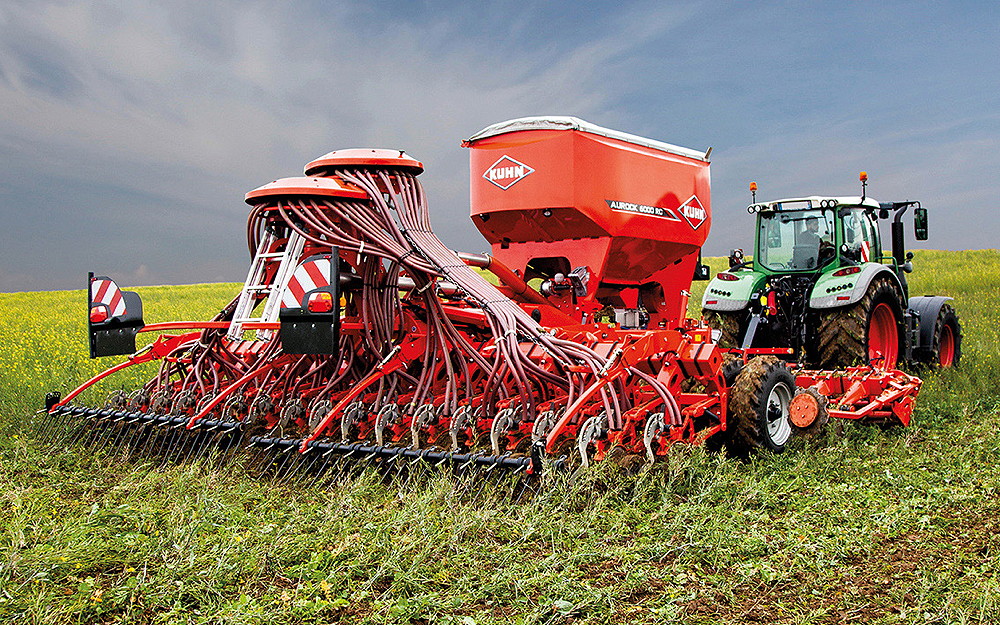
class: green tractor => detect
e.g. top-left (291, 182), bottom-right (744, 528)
top-left (702, 174), bottom-right (960, 369)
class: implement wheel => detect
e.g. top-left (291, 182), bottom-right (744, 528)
top-left (816, 276), bottom-right (904, 369)
top-left (930, 303), bottom-right (962, 368)
top-left (702, 310), bottom-right (743, 348)
top-left (727, 355), bottom-right (795, 455)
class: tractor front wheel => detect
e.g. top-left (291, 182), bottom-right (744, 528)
top-left (726, 355), bottom-right (795, 455)
top-left (816, 276), bottom-right (904, 369)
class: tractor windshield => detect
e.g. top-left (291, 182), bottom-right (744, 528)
top-left (757, 208), bottom-right (835, 271)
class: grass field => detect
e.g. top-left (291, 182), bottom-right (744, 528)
top-left (1, 250), bottom-right (998, 624)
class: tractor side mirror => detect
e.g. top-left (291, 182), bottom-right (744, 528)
top-left (913, 207), bottom-right (928, 241)
top-left (693, 248), bottom-right (711, 281)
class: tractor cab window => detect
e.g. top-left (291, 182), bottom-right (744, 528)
top-left (757, 208), bottom-right (835, 271)
top-left (841, 208), bottom-right (879, 263)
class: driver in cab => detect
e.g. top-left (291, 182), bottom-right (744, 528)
top-left (793, 216), bottom-right (833, 269)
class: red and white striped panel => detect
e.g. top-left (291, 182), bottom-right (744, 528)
top-left (860, 240), bottom-right (871, 262)
top-left (91, 277), bottom-right (127, 317)
top-left (281, 257), bottom-right (331, 308)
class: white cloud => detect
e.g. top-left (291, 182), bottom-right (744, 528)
top-left (0, 1), bottom-right (695, 290)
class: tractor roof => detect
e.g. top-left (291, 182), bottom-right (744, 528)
top-left (749, 196), bottom-right (881, 213)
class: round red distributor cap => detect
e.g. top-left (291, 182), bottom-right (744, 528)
top-left (789, 391), bottom-right (820, 428)
top-left (303, 148), bottom-right (424, 176)
top-left (245, 176), bottom-right (369, 205)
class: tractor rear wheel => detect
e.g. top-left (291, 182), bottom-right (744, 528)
top-left (726, 355), bottom-right (795, 455)
top-left (816, 276), bottom-right (904, 369)
top-left (703, 310), bottom-right (743, 348)
top-left (929, 303), bottom-right (962, 367)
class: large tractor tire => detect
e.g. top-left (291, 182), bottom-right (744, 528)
top-left (702, 310), bottom-right (743, 348)
top-left (928, 303), bottom-right (962, 367)
top-left (815, 276), bottom-right (904, 370)
top-left (726, 355), bottom-right (795, 455)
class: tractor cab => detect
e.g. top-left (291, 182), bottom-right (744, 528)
top-left (751, 196), bottom-right (882, 274)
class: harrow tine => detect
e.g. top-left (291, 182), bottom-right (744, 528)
top-left (115, 419), bottom-right (141, 457)
top-left (107, 416), bottom-right (138, 451)
top-left (247, 442), bottom-right (277, 473)
top-left (130, 421), bottom-right (154, 457)
top-left (36, 409), bottom-right (61, 443)
top-left (177, 429), bottom-right (200, 464)
top-left (174, 432), bottom-right (201, 464)
top-left (189, 430), bottom-right (219, 465)
top-left (158, 426), bottom-right (184, 464)
top-left (164, 422), bottom-right (193, 462)
top-left (183, 428), bottom-right (212, 465)
top-left (301, 448), bottom-right (327, 478)
top-left (123, 420), bottom-right (154, 459)
top-left (55, 414), bottom-right (87, 450)
top-left (271, 445), bottom-right (297, 481)
top-left (38, 411), bottom-right (62, 445)
top-left (154, 427), bottom-right (178, 460)
top-left (92, 418), bottom-right (121, 448)
top-left (277, 448), bottom-right (304, 481)
top-left (80, 418), bottom-right (103, 447)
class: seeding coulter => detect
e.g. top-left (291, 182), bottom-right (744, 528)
top-left (46, 117), bottom-right (923, 471)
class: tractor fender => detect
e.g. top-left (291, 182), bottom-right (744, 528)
top-left (809, 264), bottom-right (903, 310)
top-left (701, 270), bottom-right (764, 312)
top-left (908, 295), bottom-right (954, 356)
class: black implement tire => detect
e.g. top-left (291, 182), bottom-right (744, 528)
top-left (928, 303), bottom-right (962, 368)
top-left (815, 276), bottom-right (904, 369)
top-left (703, 310), bottom-right (743, 348)
top-left (726, 356), bottom-right (795, 455)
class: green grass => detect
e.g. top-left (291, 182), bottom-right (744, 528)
top-left (1, 251), bottom-right (999, 624)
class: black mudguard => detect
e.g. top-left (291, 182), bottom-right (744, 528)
top-left (908, 295), bottom-right (953, 361)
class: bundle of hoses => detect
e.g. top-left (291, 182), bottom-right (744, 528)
top-left (247, 163), bottom-right (681, 432)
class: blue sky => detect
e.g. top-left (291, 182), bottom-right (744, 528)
top-left (1, 0), bottom-right (997, 291)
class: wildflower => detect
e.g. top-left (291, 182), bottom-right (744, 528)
top-left (92, 589), bottom-right (104, 603)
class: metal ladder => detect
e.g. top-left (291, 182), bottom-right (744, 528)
top-left (227, 230), bottom-right (306, 341)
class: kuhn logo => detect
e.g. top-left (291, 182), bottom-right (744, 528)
top-left (483, 155), bottom-right (534, 190)
top-left (678, 195), bottom-right (707, 230)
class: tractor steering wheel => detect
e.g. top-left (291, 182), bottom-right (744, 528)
top-left (818, 241), bottom-right (835, 265)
